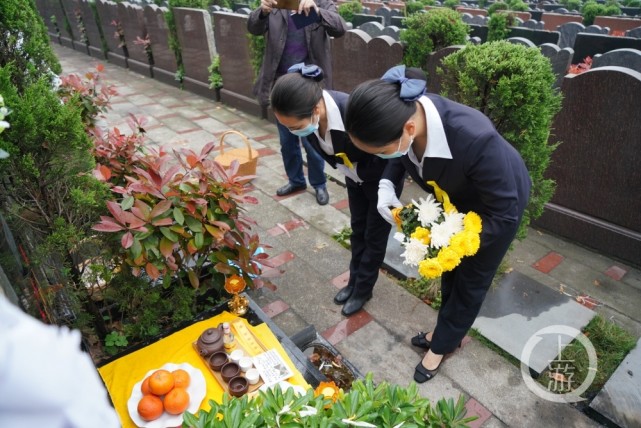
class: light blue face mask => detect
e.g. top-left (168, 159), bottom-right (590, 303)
top-left (376, 135), bottom-right (413, 159)
top-left (290, 114), bottom-right (319, 138)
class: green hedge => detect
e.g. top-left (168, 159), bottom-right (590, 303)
top-left (439, 42), bottom-right (562, 239)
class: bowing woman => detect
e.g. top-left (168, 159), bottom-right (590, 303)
top-left (344, 65), bottom-right (531, 383)
top-left (270, 63), bottom-right (405, 316)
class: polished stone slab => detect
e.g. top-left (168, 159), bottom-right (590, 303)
top-left (590, 338), bottom-right (641, 428)
top-left (472, 271), bottom-right (595, 375)
top-left (382, 229), bottom-right (419, 279)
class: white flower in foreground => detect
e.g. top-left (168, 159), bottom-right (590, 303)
top-left (341, 419), bottom-right (377, 427)
top-left (393, 232), bottom-right (406, 243)
top-left (298, 405), bottom-right (318, 417)
top-left (414, 194), bottom-right (442, 227)
top-left (430, 212), bottom-right (465, 249)
top-left (401, 237), bottom-right (428, 266)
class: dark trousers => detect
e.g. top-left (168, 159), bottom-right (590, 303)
top-left (346, 178), bottom-right (393, 297)
top-left (430, 216), bottom-right (521, 355)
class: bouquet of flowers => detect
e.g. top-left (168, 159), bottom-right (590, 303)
top-left (391, 181), bottom-right (482, 279)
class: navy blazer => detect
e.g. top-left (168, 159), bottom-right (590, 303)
top-left (383, 94), bottom-right (532, 251)
top-left (306, 91), bottom-right (389, 184)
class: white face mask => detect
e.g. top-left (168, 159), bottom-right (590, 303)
top-left (290, 114), bottom-right (319, 138)
top-left (376, 134), bottom-right (414, 159)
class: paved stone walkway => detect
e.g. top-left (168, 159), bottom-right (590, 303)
top-left (54, 44), bottom-right (641, 427)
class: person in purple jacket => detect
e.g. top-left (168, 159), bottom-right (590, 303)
top-left (345, 65), bottom-right (532, 383)
top-left (248, 0), bottom-right (347, 205)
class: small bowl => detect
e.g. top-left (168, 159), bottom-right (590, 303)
top-left (245, 368), bottom-right (260, 385)
top-left (228, 375), bottom-right (249, 397)
top-left (208, 351), bottom-right (228, 372)
top-left (238, 356), bottom-right (253, 372)
top-left (229, 349), bottom-right (244, 364)
top-left (221, 361), bottom-right (241, 383)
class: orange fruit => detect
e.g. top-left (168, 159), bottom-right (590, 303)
top-left (137, 395), bottom-right (164, 421)
top-left (141, 377), bottom-right (152, 395)
top-left (163, 387), bottom-right (190, 415)
top-left (148, 369), bottom-right (175, 396)
top-left (172, 369), bottom-right (191, 389)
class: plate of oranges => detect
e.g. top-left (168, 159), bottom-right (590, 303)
top-left (127, 362), bottom-right (206, 428)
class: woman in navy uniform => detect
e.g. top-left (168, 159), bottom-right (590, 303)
top-left (270, 63), bottom-right (408, 316)
top-left (345, 65), bottom-right (531, 383)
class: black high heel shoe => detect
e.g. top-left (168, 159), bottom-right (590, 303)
top-left (413, 356), bottom-right (444, 383)
top-left (410, 332), bottom-right (431, 349)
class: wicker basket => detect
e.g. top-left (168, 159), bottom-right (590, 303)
top-left (214, 130), bottom-right (259, 180)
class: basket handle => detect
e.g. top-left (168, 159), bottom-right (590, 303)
top-left (218, 130), bottom-right (254, 161)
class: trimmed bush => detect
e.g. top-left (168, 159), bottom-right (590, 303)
top-left (439, 42), bottom-right (562, 239)
top-left (400, 8), bottom-right (469, 69)
top-left (487, 12), bottom-right (516, 41)
top-left (405, 1), bottom-right (426, 15)
top-left (338, 0), bottom-right (363, 23)
top-left (0, 0), bottom-right (61, 92)
top-left (487, 1), bottom-right (509, 15)
top-left (581, 0), bottom-right (622, 26)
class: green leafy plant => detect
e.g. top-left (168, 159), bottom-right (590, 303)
top-left (405, 0), bottom-right (426, 16)
top-left (208, 54), bottom-right (223, 90)
top-left (337, 0), bottom-right (363, 23)
top-left (104, 331), bottom-right (129, 355)
top-left (247, 33), bottom-right (266, 83)
top-left (183, 374), bottom-right (477, 427)
top-left (581, 0), bottom-right (622, 26)
top-left (400, 276), bottom-right (442, 309)
top-left (331, 226), bottom-right (352, 250)
top-left (487, 12), bottom-right (515, 42)
top-left (400, 8), bottom-right (469, 69)
top-left (443, 0), bottom-right (460, 9)
top-left (439, 41), bottom-right (562, 240)
top-left (487, 1), bottom-right (509, 15)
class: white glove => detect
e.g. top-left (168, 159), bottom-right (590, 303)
top-left (377, 179), bottom-right (402, 225)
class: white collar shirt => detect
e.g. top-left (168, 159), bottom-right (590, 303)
top-left (407, 95), bottom-right (452, 176)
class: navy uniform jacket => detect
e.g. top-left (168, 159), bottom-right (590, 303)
top-left (383, 94), bottom-right (532, 259)
top-left (306, 90), bottom-right (389, 184)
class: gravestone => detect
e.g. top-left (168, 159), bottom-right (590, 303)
top-left (359, 21), bottom-right (384, 37)
top-left (212, 12), bottom-right (262, 116)
top-left (590, 337), bottom-right (641, 428)
top-left (595, 15), bottom-right (641, 34)
top-left (96, 0), bottom-right (129, 68)
top-left (144, 5), bottom-right (179, 86)
top-left (34, 0), bottom-right (60, 43)
top-left (572, 33), bottom-right (641, 64)
top-left (555, 7), bottom-right (569, 13)
top-left (621, 6), bottom-right (641, 16)
top-left (232, 2), bottom-right (250, 11)
top-left (539, 43), bottom-right (574, 88)
top-left (236, 8), bottom-right (252, 15)
top-left (390, 16), bottom-right (406, 28)
top-left (118, 2), bottom-right (152, 77)
top-left (557, 21), bottom-right (584, 49)
top-left (456, 6), bottom-right (487, 16)
top-left (592, 48), bottom-right (641, 72)
top-left (460, 13), bottom-right (475, 24)
top-left (541, 12), bottom-right (582, 31)
top-left (514, 17), bottom-right (524, 26)
top-left (382, 230), bottom-right (419, 279)
top-left (507, 36), bottom-right (536, 47)
top-left (535, 67), bottom-right (641, 266)
top-left (468, 24), bottom-right (488, 43)
top-left (375, 6), bottom-right (392, 26)
top-left (78, 0), bottom-right (107, 58)
top-left (508, 27), bottom-right (560, 45)
top-left (352, 14), bottom-right (384, 28)
top-left (583, 24), bottom-right (609, 34)
top-left (331, 30), bottom-right (403, 93)
top-left (626, 26), bottom-right (641, 38)
top-left (529, 10), bottom-right (543, 21)
top-left (48, 0), bottom-right (75, 48)
top-left (522, 19), bottom-right (539, 29)
top-left (174, 8), bottom-right (217, 97)
top-left (469, 14), bottom-right (488, 25)
top-left (381, 25), bottom-right (401, 41)
top-left (426, 45), bottom-right (465, 94)
top-left (61, 0), bottom-right (90, 54)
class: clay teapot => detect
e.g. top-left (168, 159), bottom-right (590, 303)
top-left (196, 325), bottom-right (224, 357)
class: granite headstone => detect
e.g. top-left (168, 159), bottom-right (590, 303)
top-left (60, 0), bottom-right (88, 53)
top-left (626, 25), bottom-right (641, 38)
top-left (539, 43), bottom-right (574, 88)
top-left (375, 6), bottom-right (392, 26)
top-left (426, 45), bottom-right (465, 94)
top-left (557, 21), bottom-right (584, 49)
top-left (381, 25), bottom-right (401, 41)
top-left (78, 0), bottom-right (107, 58)
top-left (352, 14), bottom-right (384, 27)
top-left (48, 0), bottom-right (75, 48)
top-left (144, 4), bottom-right (179, 86)
top-left (572, 33), bottom-right (641, 64)
top-left (118, 2), bottom-right (152, 77)
top-left (592, 48), bottom-right (641, 72)
top-left (359, 21), bottom-right (385, 38)
top-left (95, 0), bottom-right (129, 68)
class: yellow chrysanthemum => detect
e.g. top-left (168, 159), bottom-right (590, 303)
top-left (314, 381), bottom-right (341, 408)
top-left (418, 258), bottom-right (443, 279)
top-left (448, 232), bottom-right (467, 257)
top-left (437, 247), bottom-right (461, 272)
top-left (391, 207), bottom-right (403, 229)
top-left (410, 226), bottom-right (431, 245)
top-left (464, 212), bottom-right (482, 234)
top-left (464, 230), bottom-right (481, 256)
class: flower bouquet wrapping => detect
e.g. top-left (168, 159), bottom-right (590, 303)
top-left (391, 181), bottom-right (482, 279)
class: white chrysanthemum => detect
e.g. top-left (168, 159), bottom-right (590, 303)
top-left (430, 212), bottom-right (465, 249)
top-left (401, 238), bottom-right (428, 266)
top-left (413, 194), bottom-right (442, 227)
top-left (393, 232), bottom-right (406, 243)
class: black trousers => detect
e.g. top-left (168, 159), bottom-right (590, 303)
top-left (429, 216), bottom-right (522, 355)
top-left (345, 178), bottom-right (393, 298)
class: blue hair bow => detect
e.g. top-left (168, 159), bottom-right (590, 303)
top-left (381, 65), bottom-right (426, 102)
top-left (287, 63), bottom-right (323, 79)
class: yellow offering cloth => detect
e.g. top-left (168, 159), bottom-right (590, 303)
top-left (98, 311), bottom-right (310, 427)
